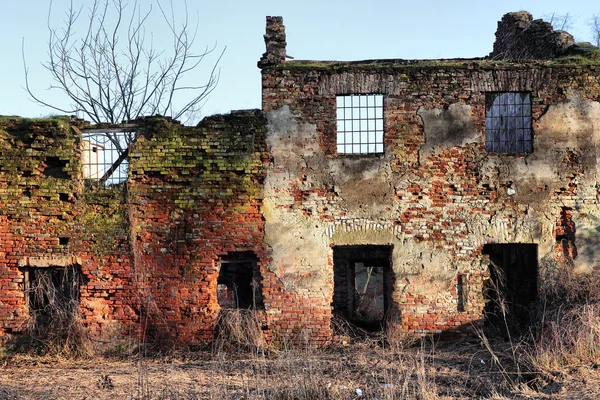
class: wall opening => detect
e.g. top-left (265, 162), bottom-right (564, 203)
top-left (457, 274), bottom-right (466, 312)
top-left (485, 92), bottom-right (532, 154)
top-left (82, 131), bottom-right (131, 185)
top-left (336, 94), bottom-right (384, 154)
top-left (332, 245), bottom-right (393, 331)
top-left (43, 156), bottom-right (70, 179)
top-left (217, 251), bottom-right (262, 309)
top-left (482, 244), bottom-right (538, 329)
top-left (22, 265), bottom-right (82, 337)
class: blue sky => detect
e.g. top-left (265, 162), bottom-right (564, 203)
top-left (0, 0), bottom-right (597, 122)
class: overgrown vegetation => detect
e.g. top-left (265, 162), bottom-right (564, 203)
top-left (212, 308), bottom-right (268, 355)
top-left (524, 271), bottom-right (600, 386)
top-left (3, 272), bottom-right (600, 398)
top-left (22, 266), bottom-right (92, 358)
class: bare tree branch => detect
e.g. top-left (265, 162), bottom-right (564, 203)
top-left (22, 0), bottom-right (223, 183)
top-left (545, 12), bottom-right (576, 32)
top-left (590, 14), bottom-right (600, 48)
top-left (23, 0), bottom-right (222, 133)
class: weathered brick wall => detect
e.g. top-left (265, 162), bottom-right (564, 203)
top-left (0, 117), bottom-right (137, 345)
top-left (0, 111), bottom-right (272, 348)
top-left (127, 112), bottom-right (270, 345)
top-left (3, 12), bottom-right (600, 349)
top-left (260, 17), bottom-right (600, 338)
top-left (0, 117), bottom-right (79, 339)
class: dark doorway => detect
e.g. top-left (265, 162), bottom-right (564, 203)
top-left (482, 244), bottom-right (538, 329)
top-left (332, 245), bottom-right (393, 331)
top-left (23, 265), bottom-right (82, 335)
top-left (217, 251), bottom-right (262, 309)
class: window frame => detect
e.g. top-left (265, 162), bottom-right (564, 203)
top-left (485, 92), bottom-right (533, 154)
top-left (335, 94), bottom-right (384, 155)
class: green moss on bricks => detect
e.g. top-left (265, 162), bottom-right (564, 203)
top-left (263, 57), bottom-right (600, 73)
top-left (129, 110), bottom-right (266, 184)
top-left (81, 184), bottom-right (128, 255)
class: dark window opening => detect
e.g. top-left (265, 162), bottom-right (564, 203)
top-left (217, 252), bottom-right (262, 309)
top-left (482, 243), bottom-right (538, 329)
top-left (23, 265), bottom-right (82, 331)
top-left (336, 94), bottom-right (384, 154)
top-left (43, 157), bottom-right (70, 179)
top-left (457, 274), bottom-right (466, 312)
top-left (333, 245), bottom-right (393, 331)
top-left (485, 92), bottom-right (532, 154)
top-left (59, 193), bottom-right (69, 202)
top-left (59, 237), bottom-right (69, 246)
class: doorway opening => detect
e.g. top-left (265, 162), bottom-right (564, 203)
top-left (22, 265), bottom-right (83, 347)
top-left (332, 245), bottom-right (393, 331)
top-left (482, 243), bottom-right (538, 329)
top-left (217, 251), bottom-right (262, 309)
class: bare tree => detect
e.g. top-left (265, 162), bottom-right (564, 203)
top-left (590, 14), bottom-right (600, 47)
top-left (23, 0), bottom-right (224, 184)
top-left (544, 12), bottom-right (576, 32)
top-left (24, 0), bottom-right (223, 125)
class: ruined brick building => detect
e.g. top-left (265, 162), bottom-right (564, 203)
top-left (1, 11), bottom-right (600, 347)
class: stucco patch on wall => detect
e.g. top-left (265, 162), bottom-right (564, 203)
top-left (418, 104), bottom-right (480, 161)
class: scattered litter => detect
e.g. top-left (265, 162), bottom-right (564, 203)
top-left (355, 388), bottom-right (363, 396)
top-left (480, 359), bottom-right (486, 365)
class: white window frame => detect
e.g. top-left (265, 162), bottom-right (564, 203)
top-left (336, 94), bottom-right (384, 155)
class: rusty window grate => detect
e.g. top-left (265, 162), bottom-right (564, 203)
top-left (485, 92), bottom-right (532, 153)
top-left (336, 94), bottom-right (384, 154)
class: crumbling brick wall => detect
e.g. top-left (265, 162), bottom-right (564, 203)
top-left (3, 12), bottom-right (600, 349)
top-left (0, 117), bottom-right (136, 344)
top-left (489, 11), bottom-right (575, 60)
top-left (0, 111), bottom-right (272, 348)
top-left (126, 111), bottom-right (270, 345)
top-left (259, 16), bottom-right (600, 339)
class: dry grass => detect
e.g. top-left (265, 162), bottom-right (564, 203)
top-left (22, 268), bottom-right (93, 359)
top-left (523, 271), bottom-right (600, 386)
top-left (212, 308), bottom-right (268, 355)
top-left (1, 339), bottom-right (497, 399)
top-left (4, 271), bottom-right (600, 399)
top-left (472, 269), bottom-right (600, 398)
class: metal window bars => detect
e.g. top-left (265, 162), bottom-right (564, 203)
top-left (336, 94), bottom-right (384, 154)
top-left (81, 132), bottom-right (131, 185)
top-left (485, 92), bottom-right (532, 153)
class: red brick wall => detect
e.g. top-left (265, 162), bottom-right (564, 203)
top-left (260, 58), bottom-right (600, 338)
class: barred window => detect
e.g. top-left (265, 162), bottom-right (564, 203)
top-left (485, 92), bottom-right (532, 153)
top-left (82, 132), bottom-right (130, 185)
top-left (336, 94), bottom-right (383, 154)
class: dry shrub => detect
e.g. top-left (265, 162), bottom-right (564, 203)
top-left (526, 271), bottom-right (600, 380)
top-left (330, 314), bottom-right (370, 341)
top-left (543, 268), bottom-right (600, 306)
top-left (212, 308), bottom-right (267, 354)
top-left (384, 313), bottom-right (419, 352)
top-left (530, 304), bottom-right (600, 377)
top-left (24, 268), bottom-right (92, 358)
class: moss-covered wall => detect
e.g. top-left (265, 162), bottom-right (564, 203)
top-left (0, 111), bottom-right (270, 347)
top-left (0, 117), bottom-right (80, 338)
top-left (0, 116), bottom-right (138, 345)
top-left (126, 111), bottom-right (269, 345)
